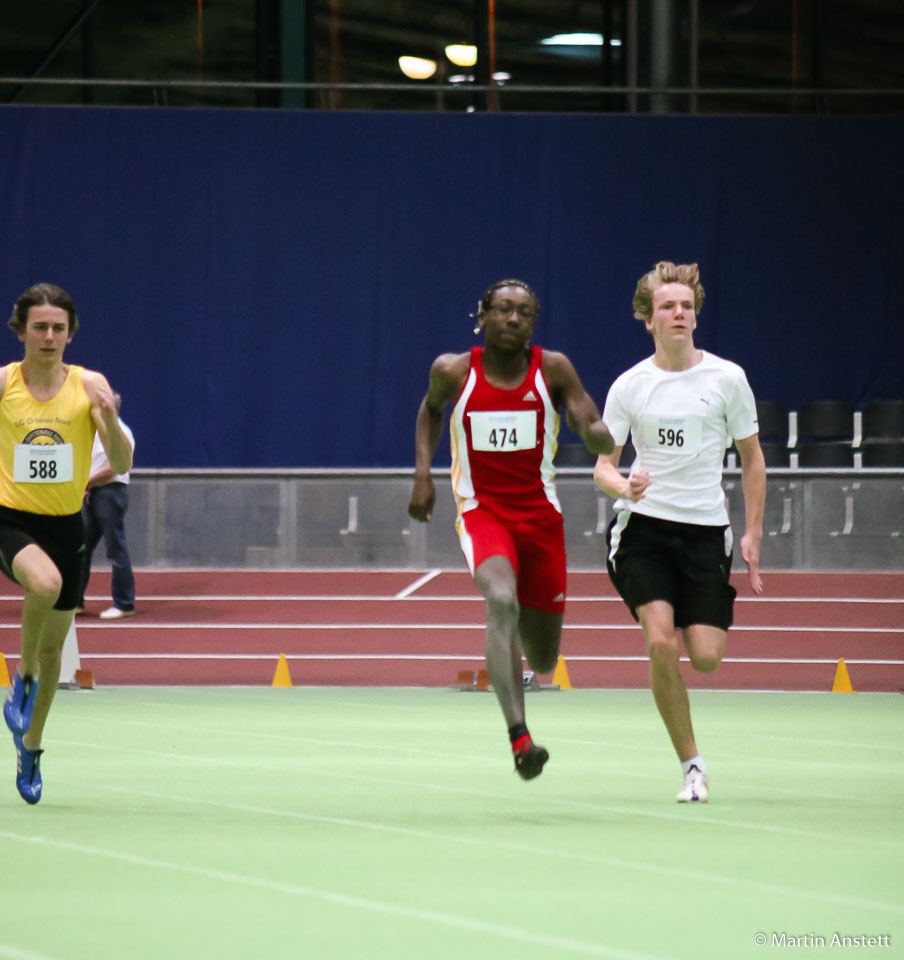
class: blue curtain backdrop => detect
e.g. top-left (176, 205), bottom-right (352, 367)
top-left (0, 106), bottom-right (900, 467)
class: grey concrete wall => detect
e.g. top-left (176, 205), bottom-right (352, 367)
top-left (110, 469), bottom-right (904, 571)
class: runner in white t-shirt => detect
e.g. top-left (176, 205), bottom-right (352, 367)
top-left (594, 261), bottom-right (766, 804)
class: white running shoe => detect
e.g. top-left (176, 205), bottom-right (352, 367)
top-left (99, 606), bottom-right (136, 620)
top-left (677, 764), bottom-right (709, 803)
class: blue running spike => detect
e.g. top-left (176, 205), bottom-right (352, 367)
top-left (13, 732), bottom-right (43, 804)
top-left (4, 672), bottom-right (39, 735)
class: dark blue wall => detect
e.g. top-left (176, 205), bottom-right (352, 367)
top-left (0, 106), bottom-right (900, 467)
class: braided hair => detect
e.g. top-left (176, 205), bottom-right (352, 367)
top-left (479, 278), bottom-right (539, 316)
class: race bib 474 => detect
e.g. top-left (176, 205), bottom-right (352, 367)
top-left (468, 410), bottom-right (537, 452)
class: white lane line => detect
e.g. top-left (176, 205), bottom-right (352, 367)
top-left (14, 652), bottom-right (901, 666)
top-left (394, 569), bottom-right (443, 599)
top-left (0, 828), bottom-right (660, 960)
top-left (116, 700), bottom-right (904, 757)
top-left (3, 594), bottom-right (901, 603)
top-left (49, 736), bottom-right (904, 857)
top-left (36, 772), bottom-right (904, 921)
top-left (1, 622), bottom-right (901, 633)
top-left (0, 947), bottom-right (63, 960)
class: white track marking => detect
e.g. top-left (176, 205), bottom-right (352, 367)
top-left (34, 776), bottom-right (904, 921)
top-left (3, 593), bottom-right (900, 603)
top-left (394, 569), bottom-right (443, 598)
top-left (118, 698), bottom-right (904, 756)
top-left (0, 947), bottom-right (63, 960)
top-left (0, 828), bottom-right (661, 960)
top-left (48, 736), bottom-right (904, 854)
top-left (6, 651), bottom-right (901, 670)
top-left (1, 623), bottom-right (901, 634)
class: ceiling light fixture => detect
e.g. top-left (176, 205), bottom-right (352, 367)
top-left (540, 32), bottom-right (621, 47)
top-left (398, 56), bottom-right (437, 80)
top-left (445, 44), bottom-right (477, 67)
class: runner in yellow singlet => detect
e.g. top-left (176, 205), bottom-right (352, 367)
top-left (0, 282), bottom-right (132, 804)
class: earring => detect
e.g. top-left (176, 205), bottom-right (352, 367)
top-left (473, 322), bottom-right (481, 335)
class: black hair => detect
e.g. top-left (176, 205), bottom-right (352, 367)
top-left (479, 278), bottom-right (540, 316)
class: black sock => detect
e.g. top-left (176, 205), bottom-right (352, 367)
top-left (508, 722), bottom-right (529, 745)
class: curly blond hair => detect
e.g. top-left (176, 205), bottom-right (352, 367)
top-left (632, 261), bottom-right (704, 322)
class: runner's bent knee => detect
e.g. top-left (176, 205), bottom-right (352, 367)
top-left (687, 649), bottom-right (721, 673)
top-left (525, 646), bottom-right (558, 674)
top-left (483, 582), bottom-right (519, 618)
top-left (644, 631), bottom-right (680, 665)
top-left (20, 567), bottom-right (62, 603)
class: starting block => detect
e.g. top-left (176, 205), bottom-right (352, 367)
top-left (451, 668), bottom-right (560, 692)
top-left (59, 621), bottom-right (93, 690)
top-left (1, 625), bottom-right (93, 692)
top-left (524, 669), bottom-right (563, 692)
top-left (450, 668), bottom-right (492, 691)
top-left (451, 669), bottom-right (476, 691)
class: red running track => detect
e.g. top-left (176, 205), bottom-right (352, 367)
top-left (1, 569), bottom-right (902, 691)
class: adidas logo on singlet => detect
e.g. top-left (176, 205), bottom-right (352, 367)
top-left (522, 390), bottom-right (537, 401)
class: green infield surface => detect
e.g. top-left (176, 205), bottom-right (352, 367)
top-left (0, 687), bottom-right (901, 960)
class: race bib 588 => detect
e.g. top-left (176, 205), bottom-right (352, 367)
top-left (13, 443), bottom-right (74, 483)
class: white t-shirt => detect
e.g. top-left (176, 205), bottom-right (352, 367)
top-left (602, 351), bottom-right (758, 525)
top-left (89, 417), bottom-right (135, 485)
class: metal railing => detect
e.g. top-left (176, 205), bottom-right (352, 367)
top-left (117, 469), bottom-right (904, 570)
top-left (2, 76), bottom-right (901, 112)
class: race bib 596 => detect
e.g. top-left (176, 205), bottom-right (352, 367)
top-left (640, 414), bottom-right (702, 455)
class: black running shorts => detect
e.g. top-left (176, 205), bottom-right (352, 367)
top-left (0, 505), bottom-right (85, 611)
top-left (606, 511), bottom-right (736, 630)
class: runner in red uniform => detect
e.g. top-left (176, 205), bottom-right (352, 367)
top-left (408, 279), bottom-right (613, 779)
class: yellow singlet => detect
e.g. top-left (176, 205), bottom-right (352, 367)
top-left (0, 362), bottom-right (96, 515)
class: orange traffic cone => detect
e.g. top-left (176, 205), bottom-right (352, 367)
top-left (272, 653), bottom-right (293, 687)
top-left (552, 655), bottom-right (572, 690)
top-left (831, 657), bottom-right (855, 693)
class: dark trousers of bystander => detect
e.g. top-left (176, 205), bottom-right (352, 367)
top-left (78, 482), bottom-right (135, 612)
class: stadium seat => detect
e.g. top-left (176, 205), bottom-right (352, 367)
top-left (797, 400), bottom-right (854, 441)
top-left (755, 400), bottom-right (790, 444)
top-left (760, 441), bottom-right (791, 467)
top-left (861, 442), bottom-right (904, 467)
top-left (860, 400), bottom-right (904, 466)
top-left (797, 443), bottom-right (855, 468)
top-left (862, 399), bottom-right (904, 440)
top-left (796, 400), bottom-right (854, 468)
